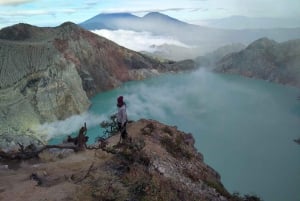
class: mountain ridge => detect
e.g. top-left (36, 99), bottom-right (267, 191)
top-left (215, 37), bottom-right (300, 87)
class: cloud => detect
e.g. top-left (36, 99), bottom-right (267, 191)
top-left (0, 8), bottom-right (76, 17)
top-left (119, 68), bottom-right (275, 133)
top-left (0, 0), bottom-right (36, 6)
top-left (0, 10), bottom-right (50, 16)
top-left (100, 7), bottom-right (205, 15)
top-left (119, 69), bottom-right (214, 127)
top-left (92, 29), bottom-right (191, 52)
top-left (84, 0), bottom-right (98, 6)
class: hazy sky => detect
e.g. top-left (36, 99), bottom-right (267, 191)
top-left (0, 0), bottom-right (300, 29)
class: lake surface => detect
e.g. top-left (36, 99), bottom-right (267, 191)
top-left (49, 69), bottom-right (300, 201)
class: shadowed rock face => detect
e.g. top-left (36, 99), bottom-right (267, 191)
top-left (215, 37), bottom-right (300, 88)
top-left (0, 22), bottom-right (192, 148)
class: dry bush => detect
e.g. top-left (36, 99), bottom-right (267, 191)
top-left (160, 134), bottom-right (193, 159)
top-left (162, 126), bottom-right (174, 136)
top-left (140, 123), bottom-right (155, 136)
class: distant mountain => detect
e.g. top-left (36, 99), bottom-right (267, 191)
top-left (215, 38), bottom-right (300, 87)
top-left (80, 12), bottom-right (188, 33)
top-left (80, 12), bottom-right (300, 59)
top-left (198, 16), bottom-right (300, 29)
top-left (79, 13), bottom-right (140, 30)
top-left (0, 22), bottom-right (195, 149)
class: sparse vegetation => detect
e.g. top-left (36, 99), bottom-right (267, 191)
top-left (160, 134), bottom-right (193, 159)
top-left (204, 180), bottom-right (263, 201)
top-left (182, 167), bottom-right (201, 182)
top-left (205, 180), bottom-right (232, 198)
top-left (115, 137), bottom-right (150, 167)
top-left (107, 135), bottom-right (204, 201)
top-left (162, 126), bottom-right (173, 136)
top-left (140, 123), bottom-right (155, 136)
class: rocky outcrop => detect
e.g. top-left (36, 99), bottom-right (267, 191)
top-left (215, 38), bottom-right (300, 87)
top-left (0, 22), bottom-right (194, 149)
top-left (0, 119), bottom-right (245, 201)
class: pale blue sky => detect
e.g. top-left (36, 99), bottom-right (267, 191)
top-left (0, 0), bottom-right (300, 28)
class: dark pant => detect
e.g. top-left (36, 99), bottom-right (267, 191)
top-left (118, 122), bottom-right (128, 139)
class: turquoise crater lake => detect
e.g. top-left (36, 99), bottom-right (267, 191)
top-left (50, 70), bottom-right (300, 201)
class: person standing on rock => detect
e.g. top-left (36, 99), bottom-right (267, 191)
top-left (77, 123), bottom-right (88, 150)
top-left (116, 96), bottom-right (128, 143)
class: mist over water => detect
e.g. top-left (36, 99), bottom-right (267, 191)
top-left (49, 69), bottom-right (300, 201)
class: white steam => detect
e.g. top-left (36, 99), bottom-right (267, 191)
top-left (92, 29), bottom-right (190, 52)
top-left (34, 112), bottom-right (106, 140)
top-left (122, 69), bottom-right (211, 126)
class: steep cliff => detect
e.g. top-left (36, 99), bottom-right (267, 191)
top-left (0, 119), bottom-right (245, 201)
top-left (215, 38), bottom-right (300, 87)
top-left (0, 22), bottom-right (189, 148)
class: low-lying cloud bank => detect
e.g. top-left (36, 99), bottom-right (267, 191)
top-left (92, 29), bottom-right (191, 52)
